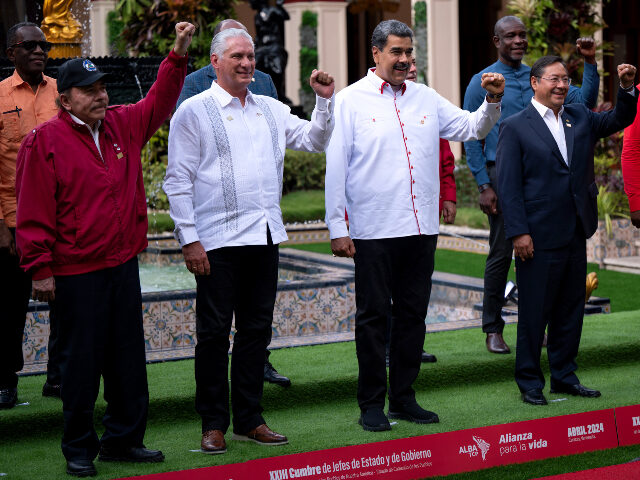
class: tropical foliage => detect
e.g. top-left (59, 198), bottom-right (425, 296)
top-left (111, 0), bottom-right (236, 68)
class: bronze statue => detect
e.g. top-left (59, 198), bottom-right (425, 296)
top-left (250, 0), bottom-right (290, 103)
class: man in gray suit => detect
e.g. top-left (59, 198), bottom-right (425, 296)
top-left (176, 19), bottom-right (290, 388)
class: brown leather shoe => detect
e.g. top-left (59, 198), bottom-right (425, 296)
top-left (486, 333), bottom-right (510, 354)
top-left (201, 430), bottom-right (226, 454)
top-left (232, 424), bottom-right (288, 446)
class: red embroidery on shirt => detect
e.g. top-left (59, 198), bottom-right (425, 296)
top-left (392, 94), bottom-right (421, 234)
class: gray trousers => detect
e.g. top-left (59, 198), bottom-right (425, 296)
top-left (482, 163), bottom-right (514, 334)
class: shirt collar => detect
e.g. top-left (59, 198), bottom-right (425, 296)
top-left (69, 112), bottom-right (101, 134)
top-left (9, 69), bottom-right (49, 90)
top-left (531, 97), bottom-right (564, 120)
top-left (366, 68), bottom-right (407, 96)
top-left (209, 80), bottom-right (254, 107)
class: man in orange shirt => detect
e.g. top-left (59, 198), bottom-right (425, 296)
top-left (0, 22), bottom-right (58, 409)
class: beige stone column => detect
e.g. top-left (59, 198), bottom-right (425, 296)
top-left (90, 0), bottom-right (117, 57)
top-left (284, 1), bottom-right (348, 104)
top-left (427, 0), bottom-right (461, 157)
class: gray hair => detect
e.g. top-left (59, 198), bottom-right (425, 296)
top-left (210, 28), bottom-right (254, 57)
top-left (371, 20), bottom-right (413, 50)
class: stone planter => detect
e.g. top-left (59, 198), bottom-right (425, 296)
top-left (587, 218), bottom-right (640, 266)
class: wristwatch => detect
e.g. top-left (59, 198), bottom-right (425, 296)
top-left (486, 91), bottom-right (505, 99)
top-left (620, 83), bottom-right (635, 92)
top-left (478, 183), bottom-right (491, 193)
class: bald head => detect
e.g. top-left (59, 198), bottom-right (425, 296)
top-left (214, 19), bottom-right (247, 36)
top-left (494, 16), bottom-right (524, 37)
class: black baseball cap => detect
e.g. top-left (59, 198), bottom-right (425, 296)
top-left (57, 58), bottom-right (108, 93)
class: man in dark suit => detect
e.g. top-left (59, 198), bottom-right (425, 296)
top-left (176, 19), bottom-right (290, 388)
top-left (496, 56), bottom-right (637, 406)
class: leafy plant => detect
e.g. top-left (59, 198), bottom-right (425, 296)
top-left (141, 123), bottom-right (170, 210)
top-left (283, 149), bottom-right (326, 194)
top-left (114, 0), bottom-right (235, 68)
top-left (597, 185), bottom-right (629, 237)
top-left (299, 10), bottom-right (318, 117)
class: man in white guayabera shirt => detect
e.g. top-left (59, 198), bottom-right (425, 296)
top-left (325, 19), bottom-right (504, 432)
top-left (164, 28), bottom-right (334, 454)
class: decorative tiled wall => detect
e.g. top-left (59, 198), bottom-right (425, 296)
top-left (20, 250), bottom-right (492, 375)
top-left (587, 218), bottom-right (640, 266)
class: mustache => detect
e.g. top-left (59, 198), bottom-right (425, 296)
top-left (393, 62), bottom-right (409, 71)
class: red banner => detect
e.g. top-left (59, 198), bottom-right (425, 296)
top-left (120, 409), bottom-right (619, 480)
top-left (616, 404), bottom-right (640, 446)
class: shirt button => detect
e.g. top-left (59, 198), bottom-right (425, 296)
top-left (412, 180), bottom-right (415, 184)
top-left (415, 209), bottom-right (418, 213)
top-left (413, 195), bottom-right (416, 199)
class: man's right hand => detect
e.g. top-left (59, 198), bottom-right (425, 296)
top-left (331, 236), bottom-right (356, 258)
top-left (182, 241), bottom-right (211, 276)
top-left (478, 186), bottom-right (498, 215)
top-left (32, 277), bottom-right (55, 302)
top-left (631, 210), bottom-right (640, 228)
top-left (0, 220), bottom-right (16, 256)
top-left (513, 234), bottom-right (534, 261)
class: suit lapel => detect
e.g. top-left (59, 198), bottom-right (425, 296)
top-left (562, 111), bottom-right (574, 167)
top-left (525, 103), bottom-right (567, 168)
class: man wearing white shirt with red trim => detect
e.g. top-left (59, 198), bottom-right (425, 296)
top-left (164, 28), bottom-right (334, 453)
top-left (325, 20), bottom-right (504, 432)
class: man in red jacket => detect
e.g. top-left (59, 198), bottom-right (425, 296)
top-left (15, 23), bottom-right (194, 478)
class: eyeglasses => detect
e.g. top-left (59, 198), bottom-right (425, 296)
top-left (538, 76), bottom-right (571, 86)
top-left (9, 40), bottom-right (53, 53)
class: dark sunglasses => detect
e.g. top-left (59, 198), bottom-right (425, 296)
top-left (10, 40), bottom-right (53, 52)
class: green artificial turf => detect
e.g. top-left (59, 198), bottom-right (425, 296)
top-left (286, 243), bottom-right (640, 313)
top-left (280, 190), bottom-right (326, 223)
top-left (453, 207), bottom-right (489, 229)
top-left (2, 313), bottom-right (639, 479)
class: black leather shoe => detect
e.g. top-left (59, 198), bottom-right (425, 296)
top-left (42, 382), bottom-right (62, 398)
top-left (421, 351), bottom-right (437, 363)
top-left (98, 445), bottom-right (164, 463)
top-left (521, 389), bottom-right (548, 405)
top-left (358, 408), bottom-right (391, 432)
top-left (0, 387), bottom-right (17, 409)
top-left (264, 361), bottom-right (291, 387)
top-left (388, 402), bottom-right (439, 424)
top-left (550, 383), bottom-right (601, 398)
top-left (66, 459), bottom-right (97, 477)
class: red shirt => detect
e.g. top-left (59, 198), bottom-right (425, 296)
top-left (438, 138), bottom-right (456, 211)
top-left (622, 83), bottom-right (640, 212)
top-left (16, 51), bottom-right (187, 280)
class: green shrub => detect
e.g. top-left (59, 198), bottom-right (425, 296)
top-left (283, 149), bottom-right (326, 194)
top-left (141, 123), bottom-right (170, 210)
top-left (454, 155), bottom-right (479, 208)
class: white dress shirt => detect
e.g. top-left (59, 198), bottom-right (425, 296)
top-left (164, 81), bottom-right (334, 251)
top-left (325, 68), bottom-right (501, 240)
top-left (530, 98), bottom-right (568, 164)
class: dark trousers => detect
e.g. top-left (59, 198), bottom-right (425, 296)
top-left (482, 163), bottom-right (513, 334)
top-left (514, 226), bottom-right (586, 393)
top-left (51, 257), bottom-right (149, 461)
top-left (195, 235), bottom-right (278, 434)
top-left (353, 235), bottom-right (437, 411)
top-left (46, 307), bottom-right (61, 385)
top-left (0, 228), bottom-right (31, 389)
